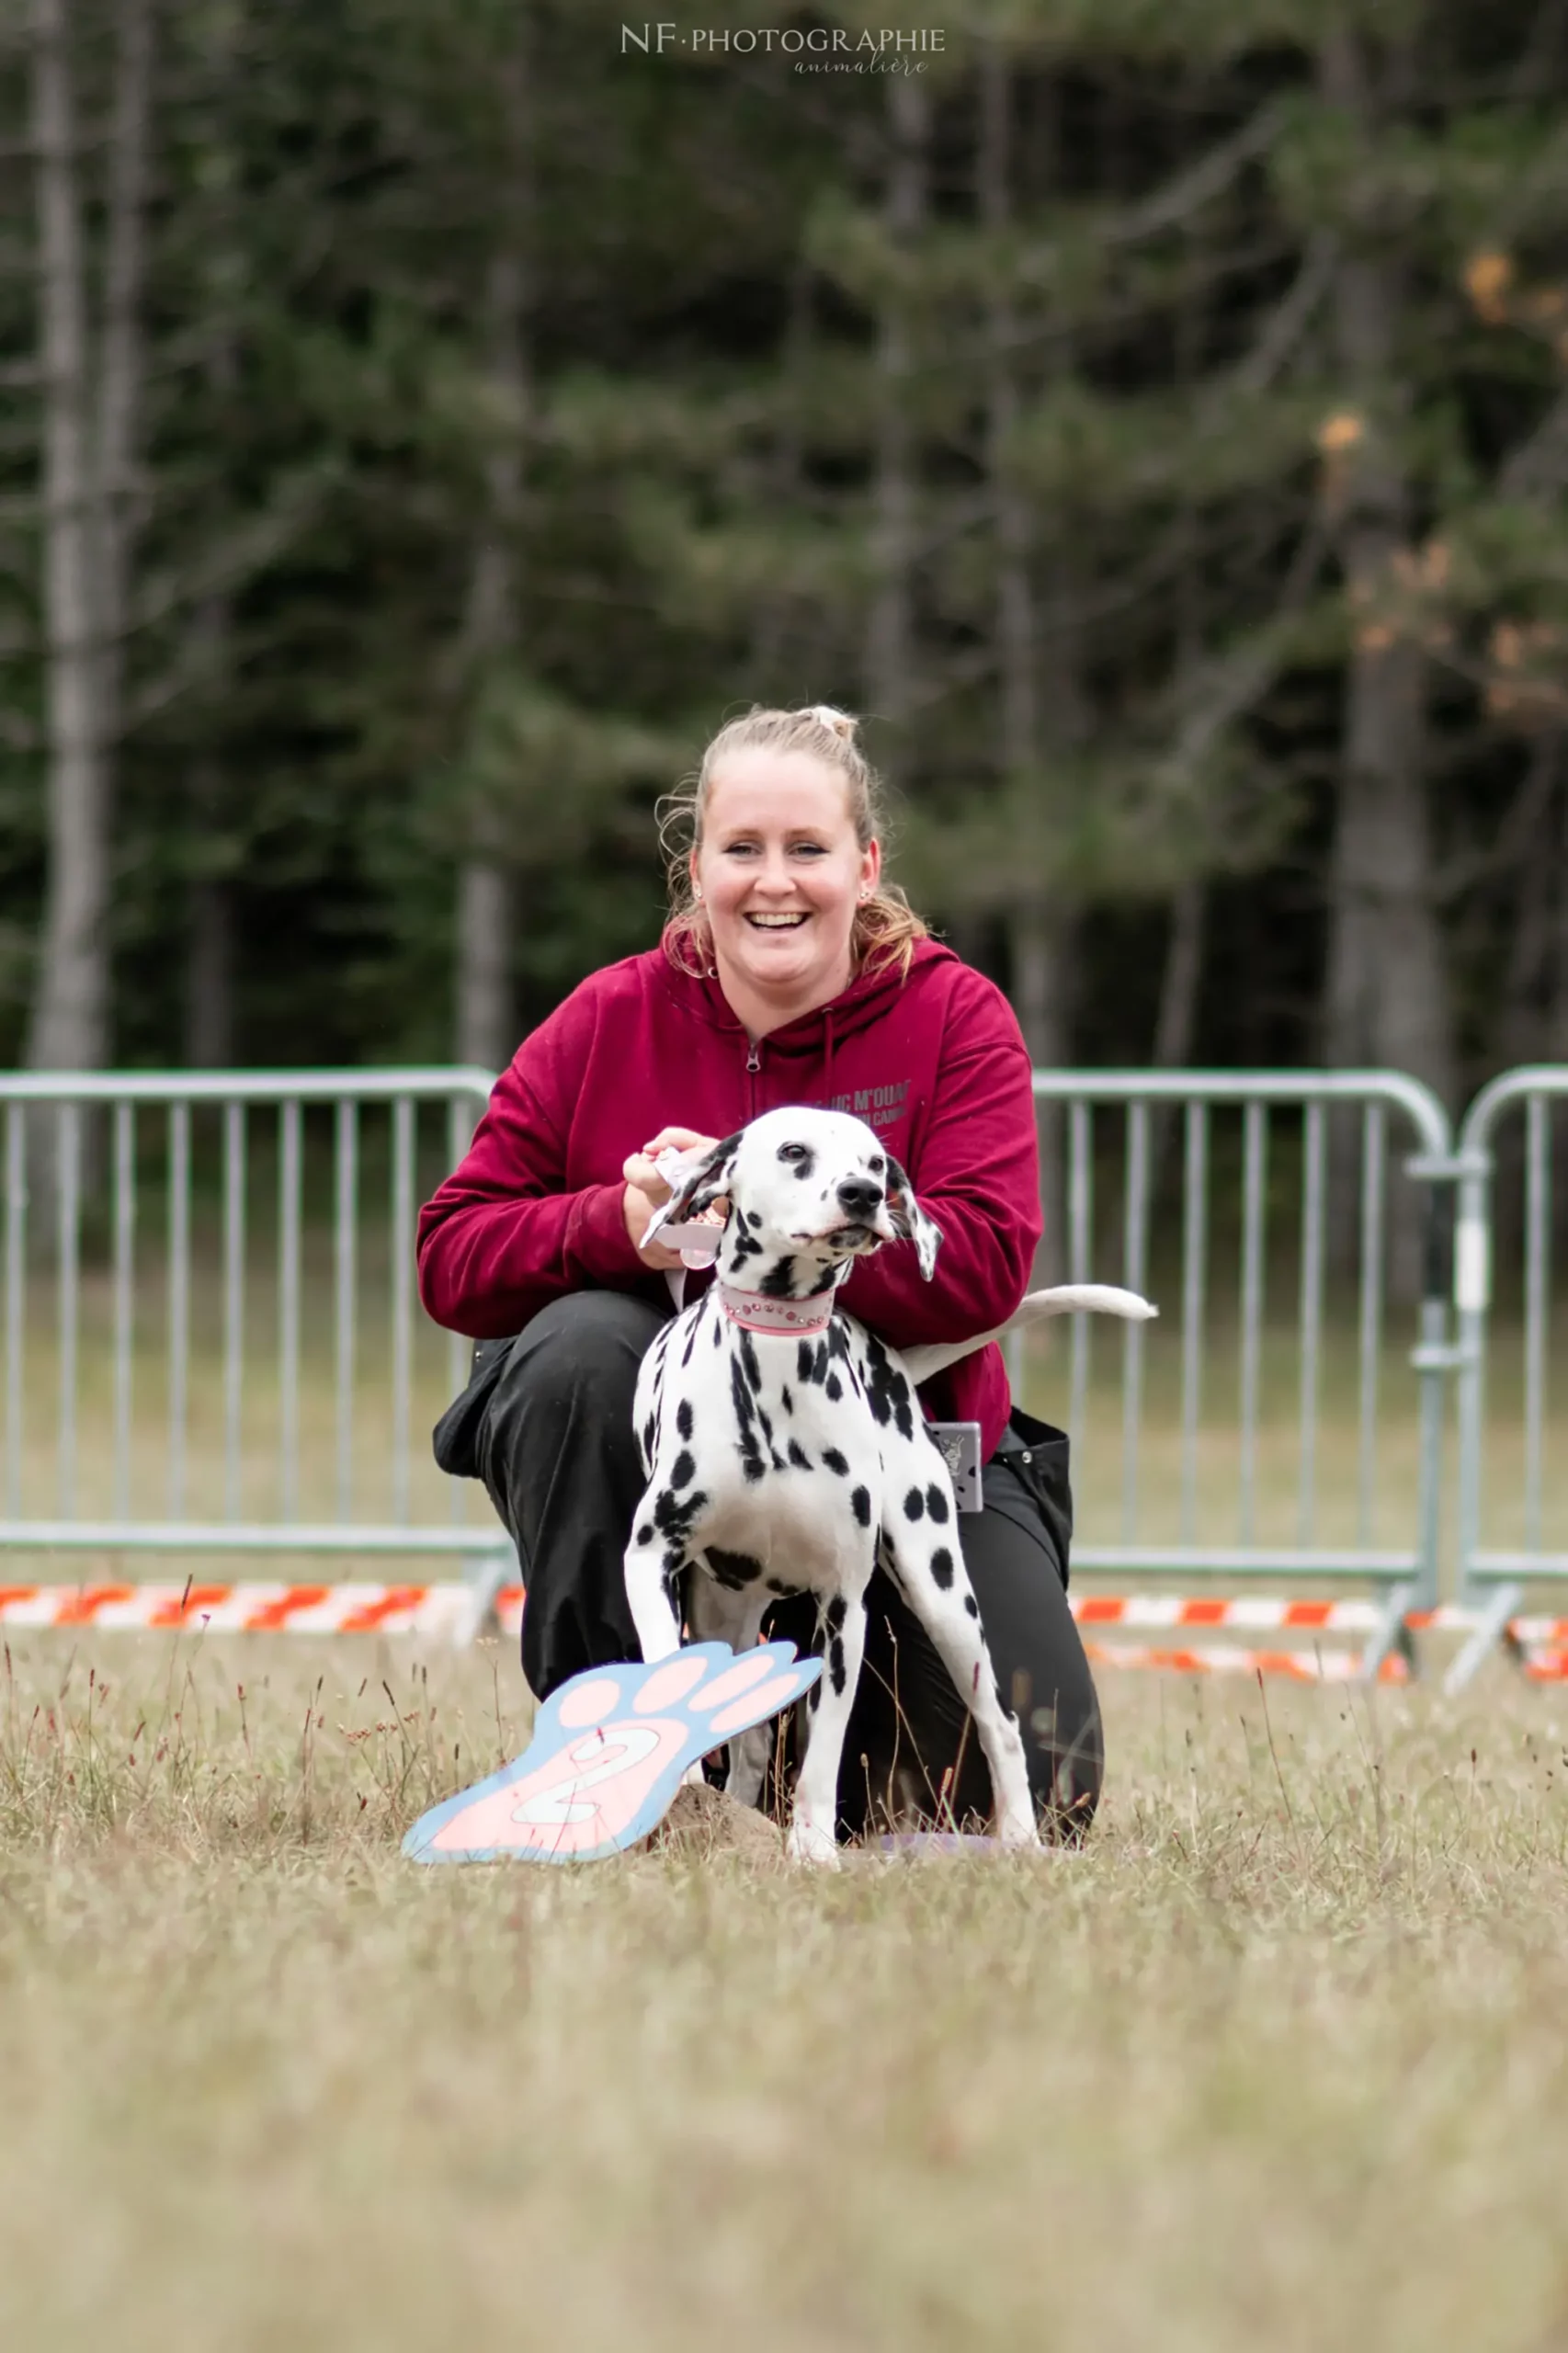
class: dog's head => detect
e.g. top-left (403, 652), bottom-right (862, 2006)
top-left (660, 1108), bottom-right (941, 1287)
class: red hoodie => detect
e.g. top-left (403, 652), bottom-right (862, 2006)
top-left (416, 935), bottom-right (1042, 1458)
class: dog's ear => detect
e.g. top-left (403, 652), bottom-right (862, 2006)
top-left (884, 1155), bottom-right (942, 1280)
top-left (664, 1131), bottom-right (743, 1224)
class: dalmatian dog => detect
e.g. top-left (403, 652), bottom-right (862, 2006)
top-left (623, 1107), bottom-right (1154, 1867)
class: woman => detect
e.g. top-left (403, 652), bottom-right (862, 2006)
top-left (417, 703), bottom-right (1103, 1841)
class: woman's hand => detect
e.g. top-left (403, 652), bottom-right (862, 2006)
top-left (622, 1127), bottom-right (721, 1271)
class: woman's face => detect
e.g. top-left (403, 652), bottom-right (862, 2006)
top-left (691, 748), bottom-right (880, 1021)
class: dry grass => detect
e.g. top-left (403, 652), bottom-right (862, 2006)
top-left (2, 1630), bottom-right (1567, 2351)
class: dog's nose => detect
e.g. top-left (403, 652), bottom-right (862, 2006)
top-left (836, 1178), bottom-right (884, 1220)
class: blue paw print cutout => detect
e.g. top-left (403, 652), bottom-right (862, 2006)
top-left (403, 1640), bottom-right (821, 1865)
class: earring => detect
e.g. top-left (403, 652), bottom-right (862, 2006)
top-left (694, 885), bottom-right (702, 900)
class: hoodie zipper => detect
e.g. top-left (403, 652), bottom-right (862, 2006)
top-left (745, 1036), bottom-right (761, 1112)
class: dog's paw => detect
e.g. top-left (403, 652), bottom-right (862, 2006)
top-left (403, 1641), bottom-right (821, 1866)
top-left (997, 1810), bottom-right (1041, 1851)
top-left (785, 1816), bottom-right (842, 1870)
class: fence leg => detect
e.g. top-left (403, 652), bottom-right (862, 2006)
top-left (1361, 1582), bottom-right (1417, 1682)
top-left (452, 1540), bottom-right (518, 1649)
top-left (1442, 1583), bottom-right (1524, 1697)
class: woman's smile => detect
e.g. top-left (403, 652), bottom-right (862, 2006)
top-left (689, 745), bottom-right (880, 1036)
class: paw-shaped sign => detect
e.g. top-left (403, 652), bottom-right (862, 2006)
top-left (403, 1640), bottom-right (821, 1865)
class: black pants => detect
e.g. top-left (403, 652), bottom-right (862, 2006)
top-left (451, 1290), bottom-right (1104, 1842)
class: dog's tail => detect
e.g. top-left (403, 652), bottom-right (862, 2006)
top-left (901, 1284), bottom-right (1157, 1389)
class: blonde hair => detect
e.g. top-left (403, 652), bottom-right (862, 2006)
top-left (658, 704), bottom-right (929, 983)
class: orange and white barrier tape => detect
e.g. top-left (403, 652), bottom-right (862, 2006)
top-left (0, 1580), bottom-right (1551, 1684)
top-left (1082, 1640), bottom-right (1409, 1684)
top-left (0, 1580), bottom-right (524, 1636)
top-left (1069, 1595), bottom-right (1385, 1634)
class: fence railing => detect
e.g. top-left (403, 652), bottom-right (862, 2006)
top-left (1026, 1072), bottom-right (1454, 1669)
top-left (9, 1058), bottom-right (1568, 1681)
top-left (0, 1071), bottom-right (511, 1625)
top-left (1447, 1068), bottom-right (1568, 1684)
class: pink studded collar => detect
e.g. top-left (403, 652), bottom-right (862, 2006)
top-left (716, 1281), bottom-right (838, 1338)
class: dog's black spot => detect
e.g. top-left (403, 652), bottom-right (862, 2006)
top-left (824, 1596), bottom-right (847, 1636)
top-left (738, 1329), bottom-right (763, 1395)
top-left (757, 1404), bottom-right (773, 1442)
top-left (827, 1635), bottom-right (846, 1695)
top-left (670, 1450), bottom-right (696, 1489)
top-left (792, 1150), bottom-right (815, 1182)
top-left (925, 1483), bottom-right (949, 1525)
top-left (767, 1576), bottom-right (798, 1597)
top-left (862, 1336), bottom-right (914, 1438)
top-left (642, 1416), bottom-right (655, 1459)
top-left (797, 1340), bottom-right (816, 1387)
top-left (825, 1372), bottom-right (843, 1402)
top-left (705, 1546), bottom-right (763, 1591)
top-left (787, 1439), bottom-right (811, 1471)
top-left (780, 1384), bottom-right (792, 1415)
top-left (680, 1319), bottom-right (701, 1369)
top-left (821, 1448), bottom-right (849, 1476)
top-left (712, 1320), bottom-right (722, 1348)
top-left (827, 1323), bottom-right (850, 1361)
top-left (676, 1399), bottom-right (694, 1442)
top-left (758, 1256), bottom-right (798, 1299)
top-left (635, 1523), bottom-right (653, 1545)
top-left (728, 1224), bottom-right (765, 1264)
top-left (730, 1357), bottom-right (767, 1485)
top-left (808, 1680), bottom-right (822, 1712)
top-left (744, 1210), bottom-right (761, 1231)
top-left (903, 1487), bottom-right (925, 1522)
top-left (963, 1594), bottom-right (980, 1618)
top-left (850, 1485), bottom-right (872, 1528)
top-left (651, 1481), bottom-right (710, 1574)
top-left (930, 1545), bottom-right (955, 1590)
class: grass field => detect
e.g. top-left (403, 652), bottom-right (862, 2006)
top-left (2, 1629), bottom-right (1566, 2351)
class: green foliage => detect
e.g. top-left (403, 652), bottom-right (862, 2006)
top-left (2, 0), bottom-right (1565, 1069)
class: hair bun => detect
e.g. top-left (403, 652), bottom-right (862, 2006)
top-left (806, 703), bottom-right (858, 744)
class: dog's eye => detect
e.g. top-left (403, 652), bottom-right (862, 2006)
top-left (869, 1155), bottom-right (885, 1175)
top-left (777, 1142), bottom-right (807, 1163)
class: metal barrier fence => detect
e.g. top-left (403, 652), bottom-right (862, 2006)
top-left (1027, 1073), bottom-right (1455, 1670)
top-left (0, 1071), bottom-right (512, 1634)
top-left (1449, 1067), bottom-right (1568, 1685)
top-left (14, 1058), bottom-right (1568, 1684)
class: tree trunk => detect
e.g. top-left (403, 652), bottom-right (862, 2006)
top-left (1009, 904), bottom-right (1074, 1283)
top-left (749, 258), bottom-right (811, 693)
top-left (456, 857), bottom-right (513, 1072)
top-left (93, 0), bottom-right (153, 763)
top-left (1319, 28), bottom-right (1453, 1297)
top-left (863, 75), bottom-right (926, 745)
top-left (26, 0), bottom-right (107, 1079)
top-left (184, 851), bottom-right (234, 1069)
top-left (979, 44), bottom-right (1080, 1279)
top-left (1154, 879), bottom-right (1206, 1070)
top-left (453, 46), bottom-right (528, 1074)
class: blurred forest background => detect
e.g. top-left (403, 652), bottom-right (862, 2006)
top-left (1, 0), bottom-right (1565, 1094)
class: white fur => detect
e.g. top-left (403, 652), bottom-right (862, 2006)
top-left (624, 1107), bottom-right (1154, 1864)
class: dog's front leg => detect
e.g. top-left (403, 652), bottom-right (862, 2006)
top-left (881, 1526), bottom-right (1038, 1847)
top-left (788, 1585), bottom-right (868, 1868)
top-left (624, 1511), bottom-right (683, 1664)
